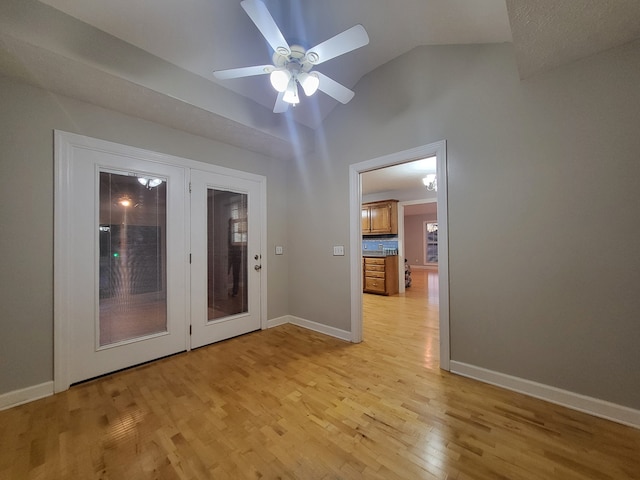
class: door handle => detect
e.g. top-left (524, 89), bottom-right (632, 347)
top-left (254, 264), bottom-right (262, 271)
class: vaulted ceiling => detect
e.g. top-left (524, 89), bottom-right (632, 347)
top-left (1, 0), bottom-right (639, 159)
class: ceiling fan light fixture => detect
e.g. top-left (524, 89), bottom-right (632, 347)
top-left (270, 69), bottom-right (291, 92)
top-left (298, 72), bottom-right (320, 96)
top-left (216, 0), bottom-right (370, 111)
top-left (423, 174), bottom-right (437, 191)
top-left (282, 79), bottom-right (300, 104)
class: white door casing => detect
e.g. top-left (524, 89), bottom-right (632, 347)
top-left (349, 140), bottom-right (450, 370)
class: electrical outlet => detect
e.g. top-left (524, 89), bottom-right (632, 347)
top-left (333, 245), bottom-right (345, 256)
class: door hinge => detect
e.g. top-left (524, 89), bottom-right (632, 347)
top-left (189, 253), bottom-right (192, 264)
top-left (189, 182), bottom-right (192, 193)
top-left (189, 325), bottom-right (192, 335)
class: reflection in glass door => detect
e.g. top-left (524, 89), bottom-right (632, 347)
top-left (190, 169), bottom-right (262, 349)
top-left (208, 189), bottom-right (248, 320)
top-left (99, 172), bottom-right (168, 346)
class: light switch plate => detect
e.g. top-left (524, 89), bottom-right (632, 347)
top-left (275, 245), bottom-right (284, 255)
top-left (333, 245), bottom-right (345, 256)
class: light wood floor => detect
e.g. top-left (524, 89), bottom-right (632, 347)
top-left (2, 270), bottom-right (639, 479)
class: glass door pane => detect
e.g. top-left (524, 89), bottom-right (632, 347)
top-left (207, 189), bottom-right (248, 320)
top-left (99, 172), bottom-right (167, 346)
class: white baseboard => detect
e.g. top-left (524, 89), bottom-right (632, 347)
top-left (266, 316), bottom-right (290, 329)
top-left (269, 315), bottom-right (352, 342)
top-left (450, 361), bottom-right (640, 429)
top-left (0, 381), bottom-right (54, 411)
top-left (2, 320), bottom-right (347, 411)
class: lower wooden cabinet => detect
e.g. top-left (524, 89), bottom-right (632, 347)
top-left (363, 256), bottom-right (399, 295)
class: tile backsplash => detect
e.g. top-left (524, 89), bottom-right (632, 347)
top-left (362, 237), bottom-right (398, 251)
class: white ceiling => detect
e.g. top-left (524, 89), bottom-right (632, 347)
top-left (362, 157), bottom-right (436, 196)
top-left (2, 0), bottom-right (639, 164)
top-left (37, 0), bottom-right (513, 129)
top-left (507, 0), bottom-right (640, 78)
top-left (361, 158), bottom-right (437, 217)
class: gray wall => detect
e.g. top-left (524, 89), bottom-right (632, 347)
top-left (3, 36), bottom-right (640, 412)
top-left (0, 75), bottom-right (290, 395)
top-left (288, 41), bottom-right (640, 409)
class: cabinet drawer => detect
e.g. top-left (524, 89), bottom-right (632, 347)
top-left (365, 264), bottom-right (385, 272)
top-left (364, 257), bottom-right (385, 265)
top-left (365, 271), bottom-right (385, 279)
top-left (364, 277), bottom-right (385, 292)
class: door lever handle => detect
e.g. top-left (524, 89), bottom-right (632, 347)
top-left (254, 264), bottom-right (262, 271)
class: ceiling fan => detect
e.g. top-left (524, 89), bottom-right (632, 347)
top-left (213, 0), bottom-right (369, 113)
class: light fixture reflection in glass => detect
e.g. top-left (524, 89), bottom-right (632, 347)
top-left (138, 177), bottom-right (163, 189)
top-left (119, 198), bottom-right (131, 207)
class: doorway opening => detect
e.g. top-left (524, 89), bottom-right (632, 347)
top-left (349, 140), bottom-right (449, 370)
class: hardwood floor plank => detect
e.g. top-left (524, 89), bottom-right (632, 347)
top-left (1, 270), bottom-right (640, 478)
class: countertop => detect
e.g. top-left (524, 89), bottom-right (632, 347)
top-left (363, 251), bottom-right (398, 257)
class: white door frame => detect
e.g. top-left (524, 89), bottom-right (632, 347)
top-left (348, 140), bottom-right (450, 371)
top-left (54, 131), bottom-right (267, 392)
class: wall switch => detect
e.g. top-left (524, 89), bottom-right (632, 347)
top-left (275, 246), bottom-right (284, 255)
top-left (333, 245), bottom-right (345, 256)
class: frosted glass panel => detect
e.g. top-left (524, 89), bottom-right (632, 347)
top-left (99, 172), bottom-right (167, 346)
top-left (208, 189), bottom-right (248, 320)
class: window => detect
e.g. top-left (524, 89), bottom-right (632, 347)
top-left (229, 194), bottom-right (248, 246)
top-left (424, 222), bottom-right (438, 264)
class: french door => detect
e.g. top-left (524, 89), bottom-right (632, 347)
top-left (56, 135), bottom-right (188, 387)
top-left (55, 132), bottom-right (264, 391)
top-left (190, 170), bottom-right (262, 348)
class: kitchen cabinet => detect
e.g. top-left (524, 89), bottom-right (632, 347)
top-left (363, 256), bottom-right (399, 295)
top-left (361, 200), bottom-right (398, 235)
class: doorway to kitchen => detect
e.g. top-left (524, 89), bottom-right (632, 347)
top-left (349, 140), bottom-right (449, 370)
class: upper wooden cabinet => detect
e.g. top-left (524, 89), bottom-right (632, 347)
top-left (361, 200), bottom-right (398, 235)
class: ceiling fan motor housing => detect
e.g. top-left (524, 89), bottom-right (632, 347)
top-left (273, 45), bottom-right (314, 73)
top-left (271, 46), bottom-right (319, 100)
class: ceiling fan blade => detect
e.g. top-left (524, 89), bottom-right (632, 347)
top-left (213, 65), bottom-right (273, 80)
top-left (306, 25), bottom-right (369, 65)
top-left (273, 91), bottom-right (289, 113)
top-left (315, 72), bottom-right (355, 104)
top-left (241, 0), bottom-right (291, 56)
